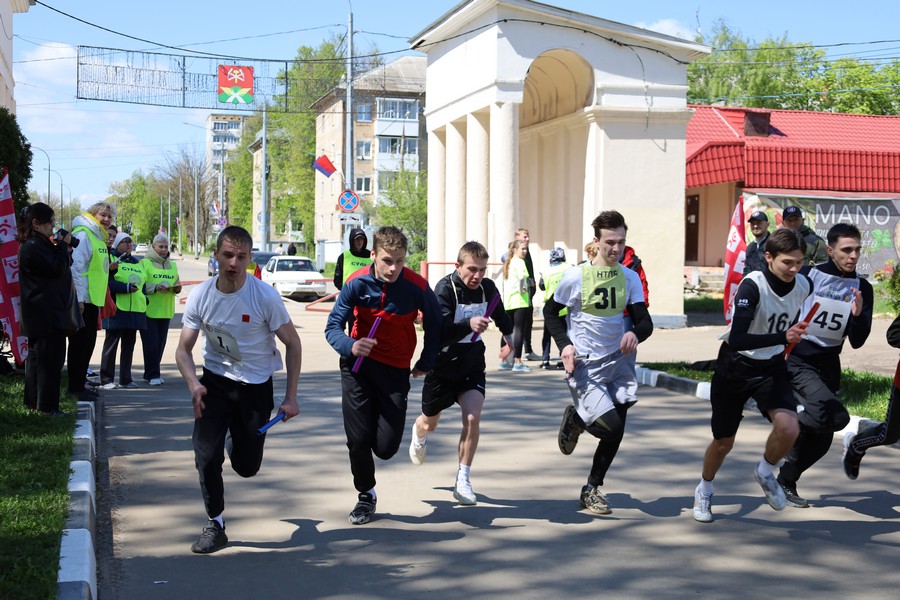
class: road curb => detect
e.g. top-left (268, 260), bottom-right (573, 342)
top-left (637, 365), bottom-right (900, 447)
top-left (58, 401), bottom-right (97, 600)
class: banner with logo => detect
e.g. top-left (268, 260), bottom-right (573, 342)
top-left (0, 168), bottom-right (25, 364)
top-left (217, 65), bottom-right (254, 104)
top-left (723, 196), bottom-right (747, 324)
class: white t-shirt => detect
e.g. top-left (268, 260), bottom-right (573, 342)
top-left (182, 275), bottom-right (291, 384)
top-left (554, 263), bottom-right (644, 358)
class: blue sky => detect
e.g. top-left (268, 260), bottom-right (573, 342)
top-left (12, 0), bottom-right (900, 208)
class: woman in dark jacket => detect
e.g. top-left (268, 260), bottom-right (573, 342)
top-left (99, 232), bottom-right (146, 389)
top-left (18, 202), bottom-right (78, 415)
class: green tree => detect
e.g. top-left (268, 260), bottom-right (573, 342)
top-left (0, 107), bottom-right (33, 212)
top-left (372, 169), bottom-right (427, 271)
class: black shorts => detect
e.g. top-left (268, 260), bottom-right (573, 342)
top-left (709, 342), bottom-right (797, 439)
top-left (421, 369), bottom-right (486, 417)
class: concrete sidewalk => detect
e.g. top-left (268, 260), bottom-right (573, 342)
top-left (88, 279), bottom-right (900, 599)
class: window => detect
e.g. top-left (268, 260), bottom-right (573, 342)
top-left (377, 98), bottom-right (418, 120)
top-left (378, 137), bottom-right (418, 155)
top-left (356, 140), bottom-right (372, 160)
top-left (357, 104), bottom-right (372, 122)
top-left (355, 177), bottom-right (371, 193)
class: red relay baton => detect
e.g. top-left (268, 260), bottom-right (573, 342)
top-left (785, 301), bottom-right (819, 359)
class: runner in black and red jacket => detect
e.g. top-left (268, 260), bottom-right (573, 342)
top-left (325, 226), bottom-right (441, 526)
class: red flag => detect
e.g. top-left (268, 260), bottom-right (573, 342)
top-left (723, 196), bottom-right (747, 324)
top-left (313, 155), bottom-right (337, 178)
top-left (0, 168), bottom-right (25, 365)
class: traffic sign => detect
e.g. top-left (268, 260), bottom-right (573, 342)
top-left (338, 189), bottom-right (360, 213)
top-left (339, 214), bottom-right (362, 224)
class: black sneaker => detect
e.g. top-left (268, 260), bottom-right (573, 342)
top-left (348, 492), bottom-right (376, 525)
top-left (842, 431), bottom-right (862, 480)
top-left (540, 362), bottom-right (552, 370)
top-left (579, 484), bottom-right (612, 514)
top-left (191, 520), bottom-right (227, 554)
top-left (779, 481), bottom-right (810, 508)
top-left (558, 405), bottom-right (582, 455)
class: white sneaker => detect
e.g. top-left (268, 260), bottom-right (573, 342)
top-left (693, 485), bottom-right (713, 523)
top-left (453, 479), bottom-right (477, 505)
top-left (754, 468), bottom-right (786, 510)
top-left (149, 378), bottom-right (164, 386)
top-left (512, 363), bottom-right (532, 373)
top-left (98, 382), bottom-right (118, 390)
top-left (408, 422), bottom-right (426, 466)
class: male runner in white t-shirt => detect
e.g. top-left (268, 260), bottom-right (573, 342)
top-left (176, 226), bottom-right (302, 553)
top-left (543, 210), bottom-right (653, 515)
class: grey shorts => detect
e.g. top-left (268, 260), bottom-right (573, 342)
top-left (566, 351), bottom-right (637, 425)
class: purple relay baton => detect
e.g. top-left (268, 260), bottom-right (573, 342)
top-left (470, 294), bottom-right (501, 343)
top-left (257, 411), bottom-right (285, 436)
top-left (351, 317), bottom-right (382, 373)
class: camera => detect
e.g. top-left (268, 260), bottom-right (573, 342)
top-left (55, 228), bottom-right (80, 248)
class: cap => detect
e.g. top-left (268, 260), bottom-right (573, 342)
top-left (113, 232), bottom-right (132, 248)
top-left (748, 211), bottom-right (768, 222)
top-left (783, 206), bottom-right (803, 219)
top-left (549, 247), bottom-right (566, 263)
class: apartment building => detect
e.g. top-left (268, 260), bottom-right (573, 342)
top-left (312, 55), bottom-right (426, 256)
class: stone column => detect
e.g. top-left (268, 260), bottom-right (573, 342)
top-left (426, 128), bottom-right (446, 282)
top-left (466, 111), bottom-right (490, 246)
top-left (445, 119), bottom-right (467, 263)
top-left (489, 101), bottom-right (519, 261)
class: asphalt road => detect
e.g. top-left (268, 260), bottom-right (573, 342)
top-left (92, 256), bottom-right (900, 600)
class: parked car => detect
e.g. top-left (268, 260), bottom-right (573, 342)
top-left (260, 255), bottom-right (327, 300)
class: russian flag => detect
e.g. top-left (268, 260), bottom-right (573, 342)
top-left (313, 154), bottom-right (337, 177)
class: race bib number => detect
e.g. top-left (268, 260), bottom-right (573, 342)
top-left (204, 322), bottom-right (242, 361)
top-left (806, 296), bottom-right (852, 341)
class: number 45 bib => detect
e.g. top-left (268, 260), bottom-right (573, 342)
top-left (804, 270), bottom-right (856, 345)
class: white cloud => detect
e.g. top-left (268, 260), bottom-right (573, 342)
top-left (635, 18), bottom-right (697, 42)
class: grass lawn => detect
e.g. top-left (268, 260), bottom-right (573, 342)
top-left (641, 361), bottom-right (891, 421)
top-left (0, 373), bottom-right (77, 600)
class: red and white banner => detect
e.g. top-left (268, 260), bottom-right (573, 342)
top-left (723, 196), bottom-right (747, 324)
top-left (0, 168), bottom-right (25, 364)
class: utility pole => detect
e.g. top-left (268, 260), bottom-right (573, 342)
top-left (167, 188), bottom-right (171, 237)
top-left (159, 195), bottom-right (163, 233)
top-left (179, 178), bottom-right (183, 255)
top-left (219, 140), bottom-right (226, 221)
top-left (261, 103), bottom-right (269, 251)
top-left (343, 10), bottom-right (354, 248)
top-left (194, 169), bottom-right (200, 259)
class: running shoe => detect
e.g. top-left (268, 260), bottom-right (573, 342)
top-left (579, 484), bottom-right (612, 514)
top-left (498, 361), bottom-right (513, 371)
top-left (524, 352), bottom-right (542, 361)
top-left (693, 485), bottom-right (713, 522)
top-left (191, 520), bottom-right (227, 554)
top-left (842, 431), bottom-right (861, 480)
top-left (149, 378), bottom-right (164, 386)
top-left (557, 405), bottom-right (582, 455)
top-left (98, 382), bottom-right (118, 390)
top-left (121, 381), bottom-right (138, 389)
top-left (348, 492), bottom-right (376, 525)
top-left (754, 468), bottom-right (786, 510)
top-left (408, 422), bottom-right (426, 466)
top-left (779, 481), bottom-right (809, 508)
top-left (512, 363), bottom-right (532, 373)
top-left (453, 479), bottom-right (477, 505)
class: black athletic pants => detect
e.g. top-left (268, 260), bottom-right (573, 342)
top-left (575, 403), bottom-right (631, 488)
top-left (100, 328), bottom-right (137, 385)
top-left (141, 317), bottom-right (169, 381)
top-left (25, 333), bottom-right (67, 411)
top-left (192, 368), bottom-right (274, 519)
top-left (849, 361), bottom-right (900, 455)
top-left (340, 356), bottom-right (410, 493)
top-left (67, 303), bottom-right (99, 394)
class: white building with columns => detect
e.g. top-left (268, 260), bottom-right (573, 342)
top-left (411, 0), bottom-right (708, 327)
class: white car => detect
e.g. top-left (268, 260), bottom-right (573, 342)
top-left (135, 243), bottom-right (149, 254)
top-left (260, 256), bottom-right (327, 301)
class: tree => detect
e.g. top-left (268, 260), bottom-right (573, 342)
top-left (0, 107), bottom-right (33, 212)
top-left (372, 169), bottom-right (427, 271)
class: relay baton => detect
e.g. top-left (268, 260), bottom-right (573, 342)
top-left (257, 411), bottom-right (285, 436)
top-left (785, 301), bottom-right (820, 359)
top-left (471, 294), bottom-right (502, 343)
top-left (352, 317), bottom-right (382, 373)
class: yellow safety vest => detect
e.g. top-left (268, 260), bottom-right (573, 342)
top-left (342, 249), bottom-right (373, 284)
top-left (112, 261), bottom-right (147, 314)
top-left (141, 259), bottom-right (179, 319)
top-left (72, 225), bottom-right (109, 307)
top-left (543, 263), bottom-right (569, 317)
top-left (502, 258), bottom-right (531, 311)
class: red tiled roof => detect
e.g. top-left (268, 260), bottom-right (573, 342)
top-left (686, 105), bottom-right (900, 191)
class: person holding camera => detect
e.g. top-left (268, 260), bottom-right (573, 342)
top-left (18, 203), bottom-right (81, 415)
top-left (68, 202), bottom-right (114, 401)
top-left (99, 232), bottom-right (146, 389)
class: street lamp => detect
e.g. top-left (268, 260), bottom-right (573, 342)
top-left (32, 146), bottom-right (51, 208)
top-left (44, 168), bottom-right (63, 212)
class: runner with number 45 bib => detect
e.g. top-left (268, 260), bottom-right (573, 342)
top-left (776, 224), bottom-right (872, 507)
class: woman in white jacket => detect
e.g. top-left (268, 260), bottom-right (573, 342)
top-left (67, 202), bottom-right (114, 401)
